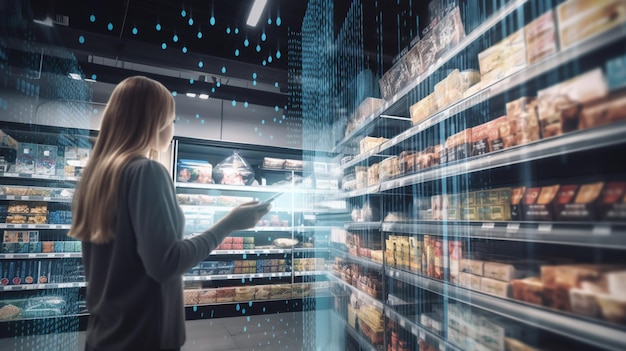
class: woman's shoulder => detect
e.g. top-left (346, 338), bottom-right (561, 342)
top-left (124, 157), bottom-right (170, 178)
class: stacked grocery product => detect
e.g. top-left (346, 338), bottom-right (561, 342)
top-left (0, 296), bottom-right (69, 320)
top-left (0, 259), bottom-right (84, 286)
top-left (2, 231), bottom-right (80, 254)
top-left (186, 259), bottom-right (290, 276)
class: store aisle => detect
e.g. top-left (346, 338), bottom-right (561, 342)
top-left (0, 311), bottom-right (310, 351)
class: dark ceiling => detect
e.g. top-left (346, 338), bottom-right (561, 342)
top-left (1, 1), bottom-right (425, 109)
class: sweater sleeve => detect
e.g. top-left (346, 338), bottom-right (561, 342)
top-left (126, 159), bottom-right (228, 282)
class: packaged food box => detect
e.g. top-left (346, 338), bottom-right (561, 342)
top-left (478, 29), bottom-right (527, 85)
top-left (35, 145), bottom-right (58, 176)
top-left (596, 293), bottom-right (626, 325)
top-left (557, 0), bottom-right (626, 50)
top-left (555, 182), bottom-right (603, 221)
top-left (524, 10), bottom-right (558, 65)
top-left (537, 68), bottom-right (609, 138)
top-left (569, 288), bottom-right (602, 318)
top-left (176, 159), bottom-right (213, 184)
top-left (459, 272), bottom-right (482, 290)
top-left (521, 185), bottom-right (557, 221)
top-left (16, 143), bottom-right (36, 174)
top-left (63, 147), bottom-right (90, 177)
top-left (379, 55), bottom-right (410, 101)
top-left (512, 277), bottom-right (544, 305)
top-left (598, 182), bottom-right (626, 221)
top-left (578, 90), bottom-right (626, 131)
top-left (480, 276), bottom-right (511, 298)
top-left (359, 136), bottom-right (388, 154)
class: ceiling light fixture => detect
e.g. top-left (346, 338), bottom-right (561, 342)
top-left (68, 73), bottom-right (82, 80)
top-left (186, 93), bottom-right (196, 98)
top-left (33, 17), bottom-right (54, 26)
top-left (246, 0), bottom-right (267, 27)
top-left (198, 94), bottom-right (209, 99)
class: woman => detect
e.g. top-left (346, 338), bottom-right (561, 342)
top-left (69, 76), bottom-right (271, 351)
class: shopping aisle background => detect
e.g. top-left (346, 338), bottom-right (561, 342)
top-left (0, 311), bottom-right (328, 351)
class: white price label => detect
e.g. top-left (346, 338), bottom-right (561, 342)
top-left (22, 196), bottom-right (29, 200)
top-left (32, 174), bottom-right (50, 179)
top-left (262, 250), bottom-right (270, 253)
top-left (386, 310), bottom-right (391, 318)
top-left (37, 284), bottom-right (45, 289)
top-left (481, 222), bottom-right (495, 229)
top-left (538, 224), bottom-right (552, 233)
top-left (420, 331), bottom-right (425, 339)
top-left (506, 223), bottom-right (520, 231)
top-left (4, 173), bottom-right (18, 177)
top-left (439, 343), bottom-right (445, 351)
top-left (6, 195), bottom-right (14, 200)
top-left (28, 254), bottom-right (35, 258)
top-left (43, 197), bottom-right (51, 201)
top-left (4, 254), bottom-right (13, 259)
top-left (592, 226), bottom-right (611, 236)
top-left (399, 319), bottom-right (406, 328)
top-left (226, 275), bottom-right (233, 279)
top-left (44, 150), bottom-right (50, 157)
top-left (411, 326), bottom-right (418, 336)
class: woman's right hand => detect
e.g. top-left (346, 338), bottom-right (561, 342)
top-left (218, 201), bottom-right (272, 231)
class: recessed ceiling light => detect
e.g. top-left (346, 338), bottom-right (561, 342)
top-left (68, 73), bottom-right (82, 80)
top-left (199, 94), bottom-right (209, 99)
top-left (246, 0), bottom-right (267, 27)
top-left (186, 93), bottom-right (196, 98)
top-left (33, 17), bottom-right (54, 27)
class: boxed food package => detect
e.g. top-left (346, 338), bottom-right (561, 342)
top-left (445, 129), bottom-right (473, 162)
top-left (16, 143), bottom-right (36, 174)
top-left (478, 29), bottom-right (527, 86)
top-left (557, 0), bottom-right (626, 50)
top-left (461, 258), bottom-right (484, 276)
top-left (434, 69), bottom-right (481, 109)
top-left (404, 41), bottom-right (423, 81)
top-left (378, 156), bottom-right (399, 181)
top-left (410, 94), bottom-right (438, 126)
top-left (367, 163), bottom-right (379, 186)
top-left (262, 157), bottom-right (285, 169)
top-left (444, 194), bottom-right (461, 221)
top-left (33, 145), bottom-right (57, 176)
top-left (504, 97), bottom-right (541, 146)
top-left (398, 151), bottom-right (417, 175)
top-left (349, 98), bottom-right (386, 134)
top-left (510, 187), bottom-right (526, 220)
top-left (459, 272), bottom-right (482, 290)
top-left (522, 185), bottom-right (558, 221)
top-left (379, 56), bottom-right (411, 101)
top-left (215, 287), bottom-right (235, 303)
top-left (176, 159), bottom-right (214, 184)
top-left (480, 277), bottom-right (511, 297)
top-left (483, 261), bottom-right (538, 282)
top-left (537, 68), bottom-right (609, 138)
top-left (284, 159), bottom-right (303, 171)
top-left (478, 316), bottom-right (522, 351)
top-left (524, 10), bottom-right (558, 65)
top-left (512, 277), bottom-right (544, 305)
top-left (64, 147), bottom-right (90, 177)
top-left (555, 182), bottom-right (603, 221)
top-left (418, 7), bottom-right (465, 73)
top-left (598, 182), bottom-right (626, 221)
top-left (197, 289), bottom-right (217, 304)
top-left (578, 90), bottom-right (626, 131)
top-left (359, 136), bottom-right (388, 154)
top-left (183, 290), bottom-right (200, 305)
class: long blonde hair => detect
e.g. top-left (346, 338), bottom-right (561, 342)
top-left (68, 76), bottom-right (175, 243)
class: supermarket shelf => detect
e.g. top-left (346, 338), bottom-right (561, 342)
top-left (386, 267), bottom-right (626, 351)
top-left (382, 220), bottom-right (626, 249)
top-left (294, 247), bottom-right (331, 255)
top-left (0, 195), bottom-right (72, 202)
top-left (385, 308), bottom-right (462, 351)
top-left (258, 167), bottom-right (303, 173)
top-left (328, 273), bottom-right (384, 311)
top-left (331, 310), bottom-right (379, 351)
top-left (341, 21), bottom-right (626, 172)
top-left (210, 248), bottom-right (291, 255)
top-left (333, 0), bottom-right (528, 152)
top-left (0, 223), bottom-right (71, 229)
top-left (331, 248), bottom-right (384, 272)
top-left (183, 272), bottom-right (291, 282)
top-left (0, 282), bottom-right (86, 291)
top-left (0, 172), bottom-right (79, 182)
top-left (175, 182), bottom-right (333, 196)
top-left (378, 122), bottom-right (626, 192)
top-left (0, 253), bottom-right (81, 259)
top-left (239, 226), bottom-right (296, 232)
top-left (344, 222), bottom-right (381, 231)
top-left (295, 270), bottom-right (328, 277)
top-left (336, 184), bottom-right (380, 199)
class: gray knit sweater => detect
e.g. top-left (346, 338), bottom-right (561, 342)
top-left (82, 158), bottom-right (221, 351)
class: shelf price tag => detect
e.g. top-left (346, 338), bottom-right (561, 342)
top-left (411, 326), bottom-right (418, 336)
top-left (399, 319), bottom-right (406, 328)
top-left (4, 254), bottom-right (13, 259)
top-left (4, 173), bottom-right (18, 177)
top-left (481, 222), bottom-right (495, 229)
top-left (420, 331), bottom-right (426, 340)
top-left (506, 223), bottom-right (520, 231)
top-left (592, 226), bottom-right (611, 236)
top-left (226, 275), bottom-right (233, 279)
top-left (22, 196), bottom-right (30, 200)
top-left (6, 195), bottom-right (14, 200)
top-left (43, 197), bottom-right (52, 201)
top-left (538, 224), bottom-right (552, 233)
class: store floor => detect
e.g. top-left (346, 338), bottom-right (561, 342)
top-left (0, 311), bottom-right (319, 351)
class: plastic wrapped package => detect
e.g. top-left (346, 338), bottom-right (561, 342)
top-left (212, 152), bottom-right (255, 185)
top-left (0, 296), bottom-right (67, 320)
